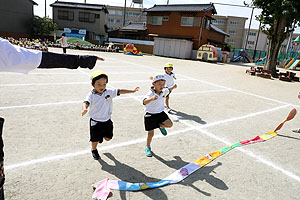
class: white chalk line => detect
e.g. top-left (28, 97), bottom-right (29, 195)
top-left (5, 127), bottom-right (194, 170)
top-left (3, 55), bottom-right (300, 184)
top-left (0, 89), bottom-right (229, 110)
top-left (109, 59), bottom-right (300, 183)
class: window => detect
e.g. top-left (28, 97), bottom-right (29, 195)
top-left (163, 16), bottom-right (169, 21)
top-left (79, 12), bottom-right (95, 23)
top-left (152, 16), bottom-right (163, 25)
top-left (181, 17), bottom-right (194, 27)
top-left (227, 38), bottom-right (235, 43)
top-left (229, 30), bottom-right (237, 35)
top-left (248, 32), bottom-right (256, 36)
top-left (95, 14), bottom-right (100, 19)
top-left (247, 41), bottom-right (255, 45)
top-left (58, 10), bottom-right (74, 21)
top-left (109, 10), bottom-right (122, 16)
top-left (107, 18), bottom-right (121, 24)
top-left (211, 20), bottom-right (225, 25)
top-left (230, 21), bottom-right (239, 26)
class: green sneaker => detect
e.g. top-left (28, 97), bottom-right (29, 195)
top-left (145, 146), bottom-right (152, 157)
top-left (159, 127), bottom-right (167, 136)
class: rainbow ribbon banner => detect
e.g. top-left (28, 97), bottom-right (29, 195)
top-left (92, 131), bottom-right (278, 200)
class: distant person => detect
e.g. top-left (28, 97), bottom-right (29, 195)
top-left (163, 63), bottom-right (177, 111)
top-left (0, 37), bottom-right (104, 199)
top-left (292, 92), bottom-right (300, 133)
top-left (143, 74), bottom-right (177, 157)
top-left (149, 63), bottom-right (177, 112)
top-left (81, 70), bottom-right (139, 160)
top-left (56, 33), bottom-right (68, 54)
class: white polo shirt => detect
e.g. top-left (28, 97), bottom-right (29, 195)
top-left (164, 72), bottom-right (176, 87)
top-left (143, 88), bottom-right (170, 114)
top-left (84, 89), bottom-right (120, 122)
top-left (0, 38), bottom-right (42, 73)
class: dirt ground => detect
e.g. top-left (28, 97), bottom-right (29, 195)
top-left (1, 47), bottom-right (300, 200)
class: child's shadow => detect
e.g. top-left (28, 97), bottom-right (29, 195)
top-left (168, 109), bottom-right (207, 125)
top-left (152, 153), bottom-right (228, 195)
top-left (98, 153), bottom-right (168, 200)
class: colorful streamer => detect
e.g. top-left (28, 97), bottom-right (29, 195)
top-left (92, 131), bottom-right (278, 200)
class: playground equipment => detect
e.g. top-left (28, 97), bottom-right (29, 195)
top-left (197, 44), bottom-right (218, 62)
top-left (232, 49), bottom-right (251, 62)
top-left (123, 43), bottom-right (142, 56)
top-left (255, 56), bottom-right (266, 65)
top-left (284, 35), bottom-right (300, 70)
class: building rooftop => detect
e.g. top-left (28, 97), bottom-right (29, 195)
top-left (210, 24), bottom-right (230, 37)
top-left (120, 22), bottom-right (147, 31)
top-left (50, 1), bottom-right (108, 13)
top-left (145, 3), bottom-right (217, 14)
top-left (29, 0), bottom-right (38, 5)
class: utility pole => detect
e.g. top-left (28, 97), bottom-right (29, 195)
top-left (167, 0), bottom-right (169, 5)
top-left (244, 7), bottom-right (254, 51)
top-left (123, 0), bottom-right (127, 26)
top-left (253, 21), bottom-right (261, 61)
top-left (45, 0), bottom-right (47, 18)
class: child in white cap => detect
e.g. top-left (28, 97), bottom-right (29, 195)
top-left (143, 74), bottom-right (177, 157)
top-left (163, 63), bottom-right (177, 111)
top-left (82, 70), bottom-right (139, 160)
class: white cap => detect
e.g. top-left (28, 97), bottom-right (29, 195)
top-left (152, 74), bottom-right (166, 83)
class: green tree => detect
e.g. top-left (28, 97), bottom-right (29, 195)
top-left (249, 0), bottom-right (300, 77)
top-left (31, 16), bottom-right (57, 37)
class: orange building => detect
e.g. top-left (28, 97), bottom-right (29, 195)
top-left (145, 4), bottom-right (229, 50)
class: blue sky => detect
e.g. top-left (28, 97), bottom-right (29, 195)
top-left (34, 0), bottom-right (300, 33)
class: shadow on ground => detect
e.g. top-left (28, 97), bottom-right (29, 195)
top-left (98, 153), bottom-right (168, 200)
top-left (152, 153), bottom-right (228, 195)
top-left (168, 109), bottom-right (207, 125)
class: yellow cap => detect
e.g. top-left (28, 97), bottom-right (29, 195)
top-left (164, 63), bottom-right (173, 68)
top-left (90, 70), bottom-right (106, 80)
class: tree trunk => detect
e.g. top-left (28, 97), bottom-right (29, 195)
top-left (264, 15), bottom-right (288, 77)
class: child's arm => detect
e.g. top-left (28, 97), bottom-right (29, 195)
top-left (119, 87), bottom-right (140, 94)
top-left (81, 102), bottom-right (89, 116)
top-left (143, 95), bottom-right (158, 105)
top-left (298, 92), bottom-right (300, 99)
top-left (169, 84), bottom-right (177, 91)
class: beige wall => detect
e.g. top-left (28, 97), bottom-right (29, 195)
top-left (106, 6), bottom-right (146, 31)
top-left (52, 7), bottom-right (107, 39)
top-left (212, 15), bottom-right (247, 49)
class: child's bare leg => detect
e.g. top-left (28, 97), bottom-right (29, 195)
top-left (147, 130), bottom-right (154, 147)
top-left (104, 137), bottom-right (111, 141)
top-left (91, 141), bottom-right (98, 150)
top-left (160, 119), bottom-right (173, 128)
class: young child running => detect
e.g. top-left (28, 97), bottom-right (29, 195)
top-left (143, 74), bottom-right (177, 157)
top-left (164, 63), bottom-right (177, 111)
top-left (82, 70), bottom-right (139, 160)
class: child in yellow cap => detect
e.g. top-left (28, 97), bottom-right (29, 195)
top-left (164, 63), bottom-right (177, 111)
top-left (82, 70), bottom-right (139, 160)
top-left (143, 74), bottom-right (177, 157)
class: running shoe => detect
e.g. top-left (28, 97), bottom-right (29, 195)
top-left (159, 127), bottom-right (167, 136)
top-left (145, 146), bottom-right (152, 157)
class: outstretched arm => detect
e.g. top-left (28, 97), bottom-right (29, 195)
top-left (119, 87), bottom-right (140, 94)
top-left (38, 52), bottom-right (104, 70)
top-left (169, 84), bottom-right (177, 91)
top-left (82, 102), bottom-right (89, 116)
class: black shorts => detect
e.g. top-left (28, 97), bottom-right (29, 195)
top-left (144, 111), bottom-right (170, 131)
top-left (90, 118), bottom-right (113, 143)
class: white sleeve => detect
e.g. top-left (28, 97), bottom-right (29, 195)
top-left (84, 92), bottom-right (93, 104)
top-left (163, 88), bottom-right (170, 97)
top-left (0, 38), bottom-right (42, 73)
top-left (107, 89), bottom-right (119, 98)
